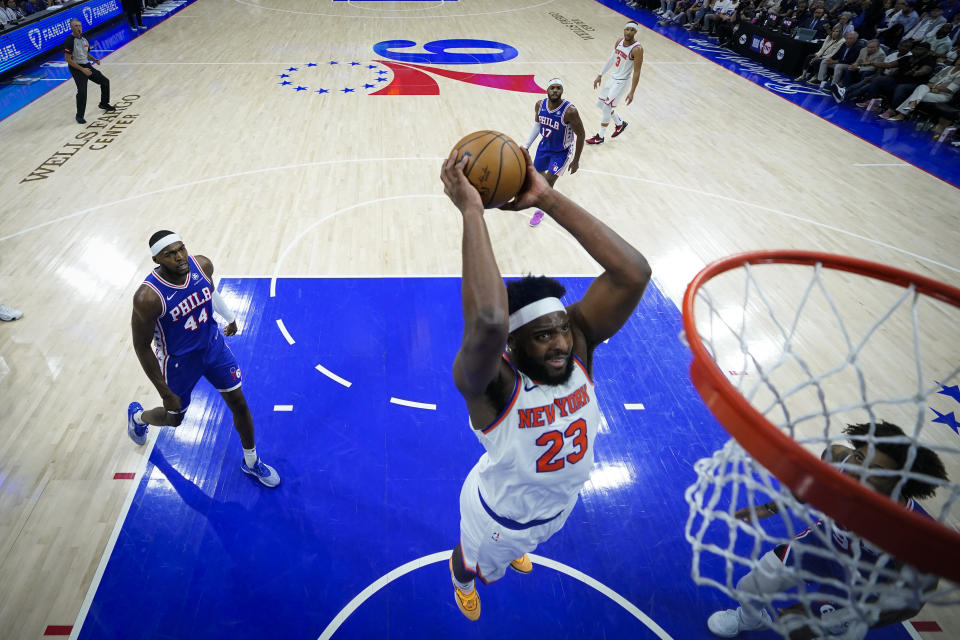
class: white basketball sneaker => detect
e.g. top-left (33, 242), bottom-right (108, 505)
top-left (707, 607), bottom-right (771, 637)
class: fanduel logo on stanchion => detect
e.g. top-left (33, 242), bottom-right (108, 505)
top-left (28, 29), bottom-right (42, 50)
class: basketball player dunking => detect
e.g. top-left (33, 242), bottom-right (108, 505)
top-left (440, 147), bottom-right (651, 620)
top-left (127, 231), bottom-right (280, 488)
top-left (586, 21), bottom-right (644, 145)
top-left (520, 78), bottom-right (585, 228)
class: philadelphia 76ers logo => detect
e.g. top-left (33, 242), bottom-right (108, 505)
top-left (275, 38), bottom-right (544, 97)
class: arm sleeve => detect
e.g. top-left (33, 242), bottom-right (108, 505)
top-left (211, 288), bottom-right (237, 323)
top-left (522, 121), bottom-right (540, 149)
top-left (599, 51), bottom-right (616, 76)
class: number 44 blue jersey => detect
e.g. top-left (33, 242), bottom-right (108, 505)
top-left (142, 255), bottom-right (217, 357)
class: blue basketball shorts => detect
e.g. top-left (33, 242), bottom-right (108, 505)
top-left (160, 332), bottom-right (242, 414)
top-left (533, 146), bottom-right (573, 176)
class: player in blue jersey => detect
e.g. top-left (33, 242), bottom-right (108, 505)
top-left (127, 231), bottom-right (280, 488)
top-left (520, 78), bottom-right (585, 227)
top-left (707, 421), bottom-right (948, 639)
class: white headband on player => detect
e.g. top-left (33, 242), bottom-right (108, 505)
top-left (508, 297), bottom-right (566, 333)
top-left (547, 77), bottom-right (564, 89)
top-left (150, 233), bottom-right (183, 256)
top-left (625, 21), bottom-right (639, 29)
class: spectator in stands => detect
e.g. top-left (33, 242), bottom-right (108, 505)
top-left (683, 0), bottom-right (715, 28)
top-left (795, 25), bottom-right (844, 82)
top-left (783, 0), bottom-right (811, 29)
top-left (878, 1), bottom-right (920, 39)
top-left (718, 0), bottom-right (749, 42)
top-left (926, 24), bottom-right (955, 57)
top-left (687, 0), bottom-right (723, 29)
top-left (704, 0), bottom-right (741, 33)
top-left (21, 0), bottom-right (38, 15)
top-left (836, 10), bottom-right (857, 34)
top-left (851, 40), bottom-right (937, 108)
top-left (905, 7), bottom-right (946, 41)
top-left (2, 0), bottom-right (24, 23)
top-left (840, 38), bottom-right (886, 85)
top-left (818, 29), bottom-right (864, 86)
top-left (832, 37), bottom-right (914, 100)
top-left (797, 5), bottom-right (831, 36)
top-left (658, 0), bottom-right (695, 25)
top-left (881, 55), bottom-right (960, 118)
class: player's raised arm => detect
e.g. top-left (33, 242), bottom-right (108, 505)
top-left (441, 150), bottom-right (510, 398)
top-left (503, 147), bottom-right (650, 348)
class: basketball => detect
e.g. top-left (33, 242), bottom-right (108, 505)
top-left (450, 130), bottom-right (528, 209)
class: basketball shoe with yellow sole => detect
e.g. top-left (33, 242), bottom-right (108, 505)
top-left (449, 558), bottom-right (480, 621)
top-left (510, 554), bottom-right (533, 573)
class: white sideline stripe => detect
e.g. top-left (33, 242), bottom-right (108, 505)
top-left (273, 405), bottom-right (294, 412)
top-left (389, 397), bottom-right (436, 410)
top-left (316, 551), bottom-right (676, 640)
top-left (853, 163), bottom-right (910, 167)
top-left (901, 622), bottom-right (924, 640)
top-left (624, 403), bottom-right (645, 410)
top-left (276, 318), bottom-right (295, 345)
top-left (315, 364), bottom-right (352, 388)
top-left (69, 434), bottom-right (160, 640)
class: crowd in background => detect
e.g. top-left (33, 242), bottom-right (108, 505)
top-left (1, 0), bottom-right (160, 30)
top-left (623, 0), bottom-right (960, 143)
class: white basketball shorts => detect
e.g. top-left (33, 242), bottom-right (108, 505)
top-left (458, 463), bottom-right (577, 583)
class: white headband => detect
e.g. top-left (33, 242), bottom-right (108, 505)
top-left (625, 21), bottom-right (639, 29)
top-left (547, 77), bottom-right (563, 89)
top-left (508, 297), bottom-right (565, 333)
top-left (150, 233), bottom-right (183, 256)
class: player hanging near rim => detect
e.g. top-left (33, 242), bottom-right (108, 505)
top-left (127, 231), bottom-right (280, 488)
top-left (520, 78), bottom-right (585, 228)
top-left (707, 421), bottom-right (948, 639)
top-left (439, 145), bottom-right (651, 620)
top-left (586, 21), bottom-right (644, 145)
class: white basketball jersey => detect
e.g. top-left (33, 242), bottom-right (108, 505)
top-left (611, 38), bottom-right (642, 81)
top-left (472, 355), bottom-right (600, 523)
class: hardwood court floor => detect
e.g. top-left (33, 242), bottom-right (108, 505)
top-left (0, 0), bottom-right (957, 637)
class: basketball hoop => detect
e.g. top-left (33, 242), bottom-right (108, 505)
top-left (681, 250), bottom-right (960, 636)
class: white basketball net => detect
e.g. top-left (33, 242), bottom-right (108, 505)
top-left (683, 260), bottom-right (960, 639)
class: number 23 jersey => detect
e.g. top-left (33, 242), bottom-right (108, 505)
top-left (473, 355), bottom-right (600, 522)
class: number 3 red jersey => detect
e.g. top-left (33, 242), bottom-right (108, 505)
top-left (472, 355), bottom-right (600, 522)
top-left (142, 255), bottom-right (217, 357)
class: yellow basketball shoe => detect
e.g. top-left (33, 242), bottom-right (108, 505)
top-left (449, 558), bottom-right (480, 621)
top-left (510, 554), bottom-right (533, 574)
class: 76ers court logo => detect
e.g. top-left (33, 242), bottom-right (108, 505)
top-left (276, 38), bottom-right (544, 97)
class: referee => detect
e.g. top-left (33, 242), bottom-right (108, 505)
top-left (64, 18), bottom-right (116, 124)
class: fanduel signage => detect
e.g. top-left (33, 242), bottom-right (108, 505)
top-left (0, 0), bottom-right (122, 76)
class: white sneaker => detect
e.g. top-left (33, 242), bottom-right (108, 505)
top-left (707, 607), bottom-right (771, 637)
top-left (0, 304), bottom-right (22, 321)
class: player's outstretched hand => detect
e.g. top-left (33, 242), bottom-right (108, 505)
top-left (593, 74), bottom-right (602, 90)
top-left (499, 146), bottom-right (551, 212)
top-left (441, 149), bottom-right (483, 214)
top-left (224, 321), bottom-right (238, 337)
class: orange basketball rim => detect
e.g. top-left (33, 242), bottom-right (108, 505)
top-left (682, 249), bottom-right (960, 583)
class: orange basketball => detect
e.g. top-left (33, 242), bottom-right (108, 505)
top-left (450, 130), bottom-right (527, 209)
